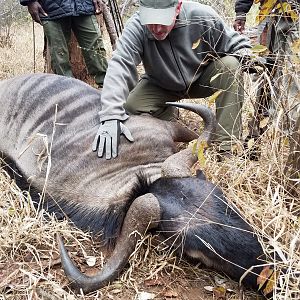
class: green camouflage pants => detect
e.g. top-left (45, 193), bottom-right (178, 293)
top-left (249, 16), bottom-right (300, 137)
top-left (265, 16), bottom-right (299, 123)
top-left (42, 15), bottom-right (107, 87)
top-left (124, 56), bottom-right (244, 151)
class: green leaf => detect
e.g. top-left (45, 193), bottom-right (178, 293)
top-left (207, 90), bottom-right (223, 106)
top-left (192, 38), bottom-right (201, 49)
top-left (197, 141), bottom-right (207, 167)
top-left (251, 44), bottom-right (268, 54)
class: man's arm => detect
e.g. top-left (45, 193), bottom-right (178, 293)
top-left (233, 0), bottom-right (254, 33)
top-left (93, 13), bottom-right (144, 159)
top-left (20, 0), bottom-right (34, 5)
top-left (235, 0), bottom-right (255, 16)
top-left (98, 13), bottom-right (144, 122)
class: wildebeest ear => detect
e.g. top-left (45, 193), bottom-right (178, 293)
top-left (196, 169), bottom-right (206, 180)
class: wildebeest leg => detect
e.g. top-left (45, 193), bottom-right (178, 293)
top-left (58, 193), bottom-right (161, 294)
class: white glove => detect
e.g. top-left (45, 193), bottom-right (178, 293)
top-left (92, 120), bottom-right (134, 159)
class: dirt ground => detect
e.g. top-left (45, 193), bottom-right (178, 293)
top-left (0, 236), bottom-right (264, 300)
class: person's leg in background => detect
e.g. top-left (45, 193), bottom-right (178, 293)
top-left (272, 16), bottom-right (300, 126)
top-left (72, 15), bottom-right (108, 88)
top-left (42, 18), bottom-right (73, 77)
top-left (247, 21), bottom-right (273, 140)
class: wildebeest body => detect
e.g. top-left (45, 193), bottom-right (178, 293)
top-left (0, 73), bottom-right (266, 294)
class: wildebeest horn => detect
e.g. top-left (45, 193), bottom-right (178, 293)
top-left (162, 102), bottom-right (216, 178)
top-left (58, 193), bottom-right (161, 294)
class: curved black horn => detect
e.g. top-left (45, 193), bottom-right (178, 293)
top-left (58, 193), bottom-right (161, 294)
top-left (162, 102), bottom-right (216, 178)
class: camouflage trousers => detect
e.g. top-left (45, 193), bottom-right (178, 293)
top-left (42, 15), bottom-right (108, 87)
top-left (249, 16), bottom-right (300, 137)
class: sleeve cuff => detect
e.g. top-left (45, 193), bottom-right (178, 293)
top-left (235, 12), bottom-right (247, 21)
top-left (20, 0), bottom-right (36, 6)
top-left (98, 112), bottom-right (129, 123)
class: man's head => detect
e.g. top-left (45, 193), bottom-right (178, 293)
top-left (139, 0), bottom-right (182, 40)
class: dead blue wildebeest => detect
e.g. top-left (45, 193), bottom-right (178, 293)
top-left (0, 73), bottom-right (266, 295)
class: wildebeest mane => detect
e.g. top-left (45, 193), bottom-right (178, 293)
top-left (44, 172), bottom-right (152, 247)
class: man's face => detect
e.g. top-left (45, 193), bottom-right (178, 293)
top-left (146, 2), bottom-right (182, 41)
top-left (146, 22), bottom-right (176, 40)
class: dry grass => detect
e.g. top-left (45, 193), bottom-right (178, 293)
top-left (203, 130), bottom-right (300, 299)
top-left (0, 22), bottom-right (44, 79)
top-left (0, 21), bottom-right (299, 300)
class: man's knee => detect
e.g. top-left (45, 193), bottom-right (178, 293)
top-left (124, 96), bottom-right (177, 121)
top-left (219, 56), bottom-right (240, 72)
top-left (123, 98), bottom-right (138, 115)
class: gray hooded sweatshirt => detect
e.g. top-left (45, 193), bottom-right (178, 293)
top-left (99, 1), bottom-right (251, 122)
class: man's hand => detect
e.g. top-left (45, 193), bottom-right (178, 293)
top-left (233, 19), bottom-right (246, 34)
top-left (92, 120), bottom-right (134, 159)
top-left (242, 56), bottom-right (268, 74)
top-left (93, 0), bottom-right (104, 14)
top-left (27, 1), bottom-right (47, 24)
